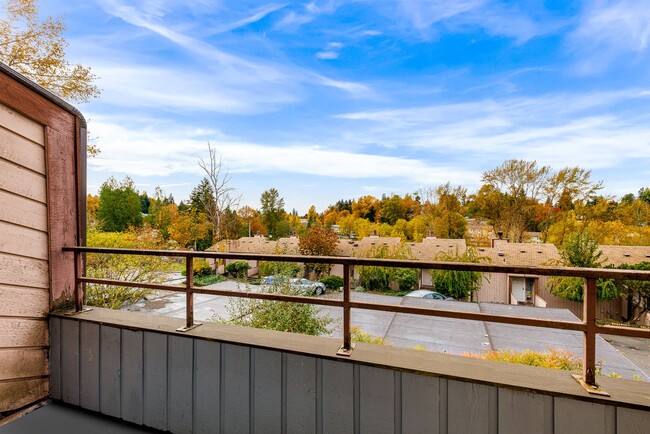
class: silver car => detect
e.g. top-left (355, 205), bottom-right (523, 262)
top-left (261, 275), bottom-right (326, 296)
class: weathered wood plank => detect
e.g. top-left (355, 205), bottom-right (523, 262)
top-left (0, 378), bottom-right (48, 413)
top-left (0, 221), bottom-right (48, 260)
top-left (121, 329), bottom-right (144, 425)
top-left (0, 190), bottom-right (47, 232)
top-left (498, 388), bottom-right (553, 434)
top-left (617, 407), bottom-right (650, 434)
top-left (0, 102), bottom-right (45, 144)
top-left (194, 339), bottom-right (221, 434)
top-left (60, 319), bottom-right (80, 405)
top-left (0, 318), bottom-right (47, 347)
top-left (0, 126), bottom-right (45, 173)
top-left (286, 353), bottom-right (317, 434)
top-left (447, 379), bottom-right (497, 434)
top-left (168, 336), bottom-right (193, 434)
top-left (401, 373), bottom-right (439, 434)
top-left (49, 317), bottom-right (61, 400)
top-left (0, 285), bottom-right (48, 317)
top-left (0, 252), bottom-right (48, 289)
top-left (554, 397), bottom-right (615, 434)
top-left (0, 348), bottom-right (47, 381)
top-left (79, 322), bottom-right (100, 412)
top-left (322, 359), bottom-right (354, 434)
top-left (0, 159), bottom-right (46, 203)
top-left (143, 332), bottom-right (168, 432)
top-left (359, 365), bottom-right (395, 434)
top-left (46, 125), bottom-right (79, 310)
top-left (222, 343), bottom-right (250, 434)
top-left (99, 325), bottom-right (121, 418)
top-left (252, 348), bottom-right (281, 433)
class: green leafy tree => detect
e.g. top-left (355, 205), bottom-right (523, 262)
top-left (380, 195), bottom-right (406, 225)
top-left (432, 248), bottom-right (487, 300)
top-left (639, 187), bottom-right (650, 205)
top-left (97, 176), bottom-right (143, 232)
top-left (85, 229), bottom-right (175, 309)
top-left (260, 188), bottom-right (285, 239)
top-left (357, 243), bottom-right (413, 292)
top-left (547, 232), bottom-right (618, 301)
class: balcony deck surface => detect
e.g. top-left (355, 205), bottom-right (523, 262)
top-left (0, 402), bottom-right (159, 434)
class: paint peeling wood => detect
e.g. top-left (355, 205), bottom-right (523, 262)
top-left (61, 319), bottom-right (80, 405)
top-left (0, 253), bottom-right (48, 289)
top-left (0, 378), bottom-right (47, 413)
top-left (0, 221), bottom-right (48, 260)
top-left (0, 102), bottom-right (45, 144)
top-left (0, 126), bottom-right (45, 173)
top-left (0, 318), bottom-right (47, 347)
top-left (0, 348), bottom-right (47, 381)
top-left (49, 317), bottom-right (61, 400)
top-left (0, 285), bottom-right (48, 317)
top-left (0, 159), bottom-right (46, 203)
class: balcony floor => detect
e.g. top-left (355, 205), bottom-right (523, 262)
top-left (0, 402), bottom-right (160, 434)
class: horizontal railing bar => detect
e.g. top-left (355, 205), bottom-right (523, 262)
top-left (79, 277), bottom-right (345, 308)
top-left (349, 301), bottom-right (587, 332)
top-left (64, 246), bottom-right (650, 280)
top-left (595, 325), bottom-right (650, 339)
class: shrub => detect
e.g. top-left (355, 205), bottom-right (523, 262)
top-left (394, 268), bottom-right (419, 291)
top-left (464, 348), bottom-right (581, 372)
top-left (259, 260), bottom-right (302, 278)
top-left (319, 275), bottom-right (344, 290)
top-left (217, 281), bottom-right (332, 335)
top-left (357, 243), bottom-right (413, 292)
top-left (351, 326), bottom-right (386, 345)
top-left (181, 258), bottom-right (212, 277)
top-left (225, 260), bottom-right (250, 278)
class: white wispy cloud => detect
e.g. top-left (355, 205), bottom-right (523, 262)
top-left (316, 51), bottom-right (339, 60)
top-left (567, 0), bottom-right (650, 73)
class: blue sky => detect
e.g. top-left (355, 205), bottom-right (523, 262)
top-left (42, 0), bottom-right (650, 214)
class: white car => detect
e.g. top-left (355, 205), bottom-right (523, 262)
top-left (261, 275), bottom-right (326, 296)
top-left (404, 290), bottom-right (455, 301)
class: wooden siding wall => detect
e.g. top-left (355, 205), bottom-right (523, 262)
top-left (0, 102), bottom-right (49, 412)
top-left (50, 317), bottom-right (650, 434)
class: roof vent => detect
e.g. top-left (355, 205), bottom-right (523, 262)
top-left (479, 248), bottom-right (485, 251)
top-left (353, 243), bottom-right (358, 247)
top-left (537, 250), bottom-right (543, 253)
top-left (520, 249), bottom-right (526, 253)
top-left (498, 251), bottom-right (504, 256)
top-left (624, 253), bottom-right (631, 257)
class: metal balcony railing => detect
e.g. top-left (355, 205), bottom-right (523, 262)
top-left (62, 246), bottom-right (650, 393)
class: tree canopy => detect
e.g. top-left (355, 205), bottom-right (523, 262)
top-left (97, 177), bottom-right (143, 232)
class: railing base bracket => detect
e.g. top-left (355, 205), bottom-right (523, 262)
top-left (64, 308), bottom-right (93, 316)
top-left (176, 322), bottom-right (202, 332)
top-left (337, 343), bottom-right (356, 356)
top-left (572, 374), bottom-right (610, 396)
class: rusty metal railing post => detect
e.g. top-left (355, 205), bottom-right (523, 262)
top-left (337, 263), bottom-right (354, 356)
top-left (582, 277), bottom-right (597, 386)
top-left (572, 277), bottom-right (608, 395)
top-left (177, 253), bottom-right (200, 332)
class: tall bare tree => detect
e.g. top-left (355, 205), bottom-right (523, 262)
top-left (198, 142), bottom-right (240, 242)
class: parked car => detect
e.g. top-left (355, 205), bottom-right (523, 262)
top-left (261, 275), bottom-right (326, 296)
top-left (404, 290), bottom-right (454, 301)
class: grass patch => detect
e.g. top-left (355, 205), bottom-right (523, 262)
top-left (191, 274), bottom-right (227, 287)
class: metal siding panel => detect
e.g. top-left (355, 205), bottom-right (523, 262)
top-left (60, 319), bottom-right (79, 405)
top-left (222, 343), bottom-right (250, 434)
top-left (554, 397), bottom-right (616, 434)
top-left (401, 372), bottom-right (439, 434)
top-left (79, 322), bottom-right (100, 411)
top-left (359, 365), bottom-right (395, 434)
top-left (616, 407), bottom-right (650, 434)
top-left (48, 317), bottom-right (61, 400)
top-left (497, 388), bottom-right (553, 434)
top-left (321, 359), bottom-right (354, 434)
top-left (252, 348), bottom-right (281, 433)
top-left (121, 329), bottom-right (143, 425)
top-left (194, 339), bottom-right (221, 434)
top-left (168, 335), bottom-right (193, 434)
top-left (286, 354), bottom-right (317, 434)
top-left (143, 332), bottom-right (168, 431)
top-left (447, 379), bottom-right (497, 434)
top-left (99, 325), bottom-right (121, 418)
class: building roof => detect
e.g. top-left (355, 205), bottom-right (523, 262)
top-left (477, 242), bottom-right (560, 267)
top-left (598, 245), bottom-right (650, 266)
